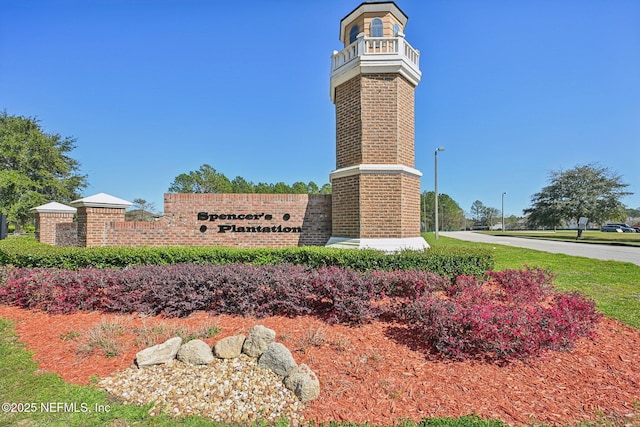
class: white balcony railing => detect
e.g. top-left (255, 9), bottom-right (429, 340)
top-left (331, 33), bottom-right (420, 74)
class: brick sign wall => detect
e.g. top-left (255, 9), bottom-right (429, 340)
top-left (96, 193), bottom-right (332, 248)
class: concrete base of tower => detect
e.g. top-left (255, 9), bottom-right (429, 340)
top-left (325, 236), bottom-right (429, 252)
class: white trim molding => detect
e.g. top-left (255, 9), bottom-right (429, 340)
top-left (330, 56), bottom-right (421, 103)
top-left (329, 164), bottom-right (422, 182)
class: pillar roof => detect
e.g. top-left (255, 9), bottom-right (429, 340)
top-left (70, 193), bottom-right (132, 209)
top-left (30, 201), bottom-right (77, 213)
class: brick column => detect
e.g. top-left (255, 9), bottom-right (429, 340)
top-left (30, 202), bottom-right (76, 245)
top-left (70, 193), bottom-right (132, 247)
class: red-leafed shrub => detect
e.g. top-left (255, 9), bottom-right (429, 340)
top-left (0, 268), bottom-right (107, 314)
top-left (205, 264), bottom-right (314, 319)
top-left (308, 266), bottom-right (378, 325)
top-left (536, 292), bottom-right (601, 351)
top-left (485, 267), bottom-right (554, 304)
top-left (0, 265), bottom-right (13, 286)
top-left (0, 264), bottom-right (601, 361)
top-left (402, 268), bottom-right (601, 361)
top-left (369, 269), bottom-right (448, 299)
top-left (0, 264), bottom-right (351, 320)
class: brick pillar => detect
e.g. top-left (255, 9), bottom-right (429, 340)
top-left (70, 193), bottom-right (132, 247)
top-left (75, 207), bottom-right (126, 247)
top-left (327, 1), bottom-right (428, 251)
top-left (30, 202), bottom-right (76, 245)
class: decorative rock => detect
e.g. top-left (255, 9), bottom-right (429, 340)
top-left (105, 323), bottom-right (319, 422)
top-left (177, 339), bottom-right (214, 365)
top-left (136, 337), bottom-right (182, 367)
top-left (284, 364), bottom-right (320, 402)
top-left (243, 325), bottom-right (276, 357)
top-left (214, 334), bottom-right (246, 359)
top-left (258, 342), bottom-right (297, 377)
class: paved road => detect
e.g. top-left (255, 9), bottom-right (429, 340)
top-left (439, 231), bottom-right (640, 266)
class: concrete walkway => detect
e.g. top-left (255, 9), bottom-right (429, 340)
top-left (439, 231), bottom-right (640, 266)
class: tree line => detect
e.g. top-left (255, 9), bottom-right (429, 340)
top-left (420, 193), bottom-right (519, 232)
top-left (167, 164), bottom-right (331, 195)
top-left (420, 192), bottom-right (465, 231)
top-left (129, 165), bottom-right (332, 219)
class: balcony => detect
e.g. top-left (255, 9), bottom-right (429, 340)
top-left (329, 33), bottom-right (421, 101)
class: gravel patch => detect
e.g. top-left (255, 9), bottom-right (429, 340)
top-left (99, 354), bottom-right (304, 425)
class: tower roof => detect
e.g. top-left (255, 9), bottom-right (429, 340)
top-left (339, 1), bottom-right (408, 41)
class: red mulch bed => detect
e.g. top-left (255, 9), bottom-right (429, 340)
top-left (0, 305), bottom-right (638, 426)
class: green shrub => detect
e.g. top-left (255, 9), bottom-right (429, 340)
top-left (0, 235), bottom-right (493, 278)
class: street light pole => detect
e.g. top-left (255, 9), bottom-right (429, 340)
top-left (422, 191), bottom-right (426, 232)
top-left (501, 192), bottom-right (507, 231)
top-left (434, 147), bottom-right (445, 239)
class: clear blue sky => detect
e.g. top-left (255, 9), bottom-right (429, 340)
top-left (2, 0), bottom-right (639, 217)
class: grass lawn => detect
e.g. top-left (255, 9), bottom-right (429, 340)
top-left (424, 233), bottom-right (640, 329)
top-left (480, 230), bottom-right (640, 247)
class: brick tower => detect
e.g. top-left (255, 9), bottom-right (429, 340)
top-left (326, 1), bottom-right (428, 251)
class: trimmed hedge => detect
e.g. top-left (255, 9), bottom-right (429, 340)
top-left (0, 236), bottom-right (493, 279)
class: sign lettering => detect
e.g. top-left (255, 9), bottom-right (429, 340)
top-left (197, 212), bottom-right (300, 234)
